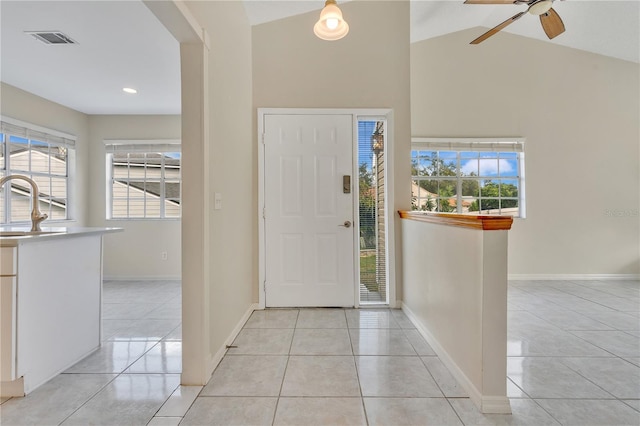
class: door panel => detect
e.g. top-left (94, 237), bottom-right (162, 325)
top-left (280, 156), bottom-right (303, 215)
top-left (264, 114), bottom-right (354, 307)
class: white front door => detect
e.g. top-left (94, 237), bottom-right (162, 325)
top-left (263, 114), bottom-right (355, 307)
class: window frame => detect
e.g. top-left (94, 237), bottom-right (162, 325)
top-left (411, 137), bottom-right (526, 218)
top-left (104, 139), bottom-right (181, 220)
top-left (1, 117), bottom-right (76, 225)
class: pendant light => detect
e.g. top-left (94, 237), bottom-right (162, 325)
top-left (314, 0), bottom-right (349, 41)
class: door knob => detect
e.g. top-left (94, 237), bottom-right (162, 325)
top-left (339, 221), bottom-right (352, 228)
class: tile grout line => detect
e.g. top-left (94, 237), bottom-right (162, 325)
top-left (346, 310), bottom-right (370, 426)
top-left (55, 372), bottom-right (121, 426)
top-left (553, 356), bottom-right (633, 406)
top-left (269, 308), bottom-right (299, 426)
top-left (60, 282), bottom-right (181, 425)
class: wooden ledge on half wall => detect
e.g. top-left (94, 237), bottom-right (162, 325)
top-left (398, 210), bottom-right (513, 231)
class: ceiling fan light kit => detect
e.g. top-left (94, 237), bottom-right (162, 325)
top-left (314, 0), bottom-right (349, 41)
top-left (465, 0), bottom-right (565, 44)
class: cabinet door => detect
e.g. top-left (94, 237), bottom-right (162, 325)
top-left (0, 276), bottom-right (17, 381)
top-left (0, 247), bottom-right (17, 274)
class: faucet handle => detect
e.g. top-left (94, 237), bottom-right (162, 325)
top-left (31, 212), bottom-right (48, 232)
top-left (32, 211), bottom-right (48, 220)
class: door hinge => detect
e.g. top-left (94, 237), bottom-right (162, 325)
top-left (263, 280), bottom-right (266, 292)
top-left (261, 133), bottom-right (266, 144)
top-left (262, 207), bottom-right (266, 219)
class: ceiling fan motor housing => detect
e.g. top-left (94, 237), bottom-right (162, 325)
top-left (528, 0), bottom-right (553, 15)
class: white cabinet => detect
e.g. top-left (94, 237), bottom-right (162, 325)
top-left (0, 228), bottom-right (120, 397)
top-left (1, 277), bottom-right (17, 381)
top-left (0, 247), bottom-right (17, 382)
top-left (0, 246), bottom-right (16, 273)
top-left (16, 235), bottom-right (102, 394)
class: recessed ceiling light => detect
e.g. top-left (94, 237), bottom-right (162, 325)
top-left (122, 87), bottom-right (137, 94)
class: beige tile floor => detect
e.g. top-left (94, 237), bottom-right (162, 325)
top-left (1, 279), bottom-right (638, 425)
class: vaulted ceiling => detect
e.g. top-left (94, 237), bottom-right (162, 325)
top-left (1, 1), bottom-right (637, 115)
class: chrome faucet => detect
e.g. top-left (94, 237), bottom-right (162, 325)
top-left (0, 174), bottom-right (48, 232)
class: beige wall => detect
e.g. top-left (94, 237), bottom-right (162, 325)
top-left (0, 83), bottom-right (90, 225)
top-left (402, 218), bottom-right (510, 413)
top-left (411, 29), bottom-right (640, 276)
top-left (87, 115), bottom-right (182, 279)
top-left (253, 0), bottom-right (412, 299)
top-left (184, 0), bottom-right (255, 358)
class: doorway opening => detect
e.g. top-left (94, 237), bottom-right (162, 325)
top-left (258, 109), bottom-right (395, 310)
top-left (357, 120), bottom-right (388, 305)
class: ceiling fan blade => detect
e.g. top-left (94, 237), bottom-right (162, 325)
top-left (540, 8), bottom-right (565, 39)
top-left (470, 11), bottom-right (526, 44)
top-left (464, 0), bottom-right (518, 4)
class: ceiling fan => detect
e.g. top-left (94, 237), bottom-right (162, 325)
top-left (465, 0), bottom-right (565, 44)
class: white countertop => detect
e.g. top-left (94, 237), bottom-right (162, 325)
top-left (0, 227), bottom-right (123, 247)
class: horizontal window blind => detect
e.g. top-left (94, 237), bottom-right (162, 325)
top-left (1, 120), bottom-right (76, 148)
top-left (412, 138), bottom-right (524, 152)
top-left (104, 140), bottom-right (181, 153)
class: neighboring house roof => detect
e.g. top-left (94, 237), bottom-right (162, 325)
top-left (112, 180), bottom-right (180, 205)
top-left (4, 150), bottom-right (180, 208)
top-left (124, 181), bottom-right (180, 203)
top-left (4, 149), bottom-right (67, 206)
top-left (112, 153), bottom-right (181, 203)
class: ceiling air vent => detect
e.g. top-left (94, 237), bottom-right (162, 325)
top-left (26, 31), bottom-right (77, 45)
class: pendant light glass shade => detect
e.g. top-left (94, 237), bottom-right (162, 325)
top-left (314, 0), bottom-right (349, 41)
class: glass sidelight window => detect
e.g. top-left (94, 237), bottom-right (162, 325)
top-left (358, 120), bottom-right (388, 304)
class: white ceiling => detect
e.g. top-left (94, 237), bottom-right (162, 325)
top-left (1, 1), bottom-right (638, 116)
top-left (410, 0), bottom-right (639, 62)
top-left (1, 1), bottom-right (181, 115)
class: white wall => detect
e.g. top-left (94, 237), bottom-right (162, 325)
top-left (0, 83), bottom-right (90, 226)
top-left (411, 29), bottom-right (640, 276)
top-left (252, 0), bottom-right (412, 300)
top-left (401, 217), bottom-right (510, 413)
top-left (184, 0), bottom-right (255, 360)
top-left (87, 115), bottom-right (181, 279)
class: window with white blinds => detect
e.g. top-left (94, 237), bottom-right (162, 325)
top-left (105, 140), bottom-right (181, 220)
top-left (411, 138), bottom-right (526, 217)
top-left (0, 119), bottom-right (76, 224)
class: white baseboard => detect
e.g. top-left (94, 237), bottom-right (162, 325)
top-left (401, 302), bottom-right (511, 415)
top-left (508, 274), bottom-right (639, 281)
top-left (481, 395), bottom-right (513, 414)
top-left (207, 303), bottom-right (259, 377)
top-left (0, 377), bottom-right (24, 397)
top-left (103, 275), bottom-right (181, 281)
